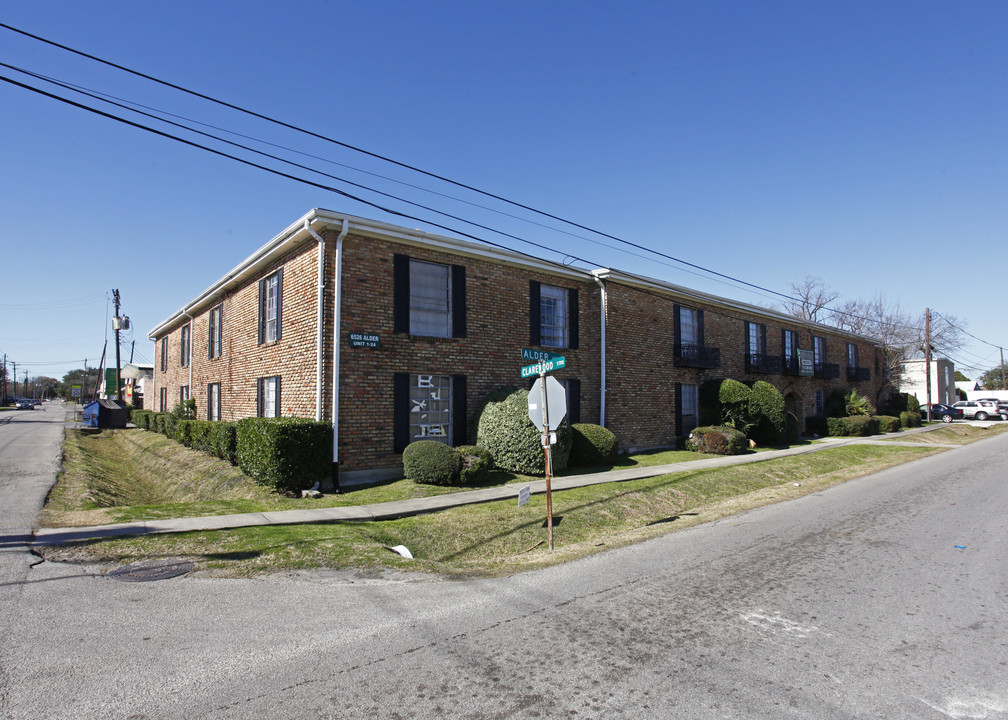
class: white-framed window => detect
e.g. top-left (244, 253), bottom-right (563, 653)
top-left (180, 324), bottom-right (191, 368)
top-left (259, 269), bottom-right (282, 344)
top-left (258, 376), bottom-right (280, 418)
top-left (846, 342), bottom-right (858, 368)
top-left (410, 260), bottom-right (452, 338)
top-left (409, 374), bottom-right (452, 445)
top-left (160, 338), bottom-right (168, 372)
top-left (679, 307), bottom-right (698, 346)
top-left (747, 321), bottom-right (765, 354)
top-left (681, 383), bottom-right (699, 434)
top-left (179, 385), bottom-right (189, 406)
top-left (209, 304), bottom-right (223, 359)
top-left (783, 329), bottom-right (796, 359)
top-left (159, 387), bottom-right (167, 412)
top-left (207, 383), bottom-right (220, 421)
top-left (540, 284), bottom-right (569, 348)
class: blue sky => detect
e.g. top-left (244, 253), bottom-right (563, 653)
top-left (1, 1), bottom-right (1006, 387)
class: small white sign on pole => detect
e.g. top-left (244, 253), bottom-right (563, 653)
top-left (518, 484), bottom-right (531, 507)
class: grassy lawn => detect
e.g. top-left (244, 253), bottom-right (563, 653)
top-left (877, 424), bottom-right (1008, 445)
top-left (35, 424), bottom-right (992, 578)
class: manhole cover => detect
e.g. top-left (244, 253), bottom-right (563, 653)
top-left (108, 560), bottom-right (194, 583)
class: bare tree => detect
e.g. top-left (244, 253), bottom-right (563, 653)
top-left (780, 277), bottom-right (839, 323)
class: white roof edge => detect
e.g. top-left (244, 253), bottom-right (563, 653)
top-left (592, 268), bottom-right (881, 346)
top-left (148, 208), bottom-right (593, 338)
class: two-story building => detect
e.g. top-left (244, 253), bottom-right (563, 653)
top-left (149, 208), bottom-right (883, 486)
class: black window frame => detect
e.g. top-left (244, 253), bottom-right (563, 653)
top-left (393, 254), bottom-right (466, 339)
top-left (160, 337), bottom-right (168, 372)
top-left (207, 382), bottom-right (221, 421)
top-left (394, 373), bottom-right (467, 453)
top-left (258, 268), bottom-right (283, 345)
top-left (179, 324), bottom-right (191, 368)
top-left (256, 375), bottom-right (282, 418)
top-left (208, 303), bottom-right (223, 359)
top-left (529, 280), bottom-right (578, 349)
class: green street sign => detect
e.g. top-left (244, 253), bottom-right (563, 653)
top-left (521, 356), bottom-right (566, 378)
top-left (521, 348), bottom-right (562, 363)
top-left (798, 348), bottom-right (815, 377)
top-left (348, 332), bottom-right (380, 349)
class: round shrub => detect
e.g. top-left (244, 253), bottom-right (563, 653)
top-left (455, 445), bottom-right (493, 485)
top-left (475, 387), bottom-right (571, 475)
top-left (749, 381), bottom-right (786, 445)
top-left (826, 415), bottom-right (880, 437)
top-left (687, 426), bottom-right (749, 455)
top-left (906, 394), bottom-right (921, 413)
top-left (403, 440), bottom-right (462, 485)
top-left (876, 415), bottom-right (902, 433)
top-left (900, 410), bottom-right (922, 428)
top-left (569, 423), bottom-right (619, 467)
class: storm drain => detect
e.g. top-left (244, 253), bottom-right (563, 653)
top-left (108, 560), bottom-right (194, 583)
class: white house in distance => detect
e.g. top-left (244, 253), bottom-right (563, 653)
top-left (900, 357), bottom-right (955, 406)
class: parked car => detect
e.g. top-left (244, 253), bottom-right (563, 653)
top-left (923, 403), bottom-right (963, 423)
top-left (975, 398), bottom-right (1008, 420)
top-left (952, 399), bottom-right (1001, 420)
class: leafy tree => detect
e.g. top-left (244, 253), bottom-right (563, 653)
top-left (954, 370), bottom-right (971, 382)
top-left (979, 366), bottom-right (1007, 390)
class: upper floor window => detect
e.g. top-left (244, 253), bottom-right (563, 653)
top-left (846, 342), bottom-right (859, 368)
top-left (747, 322), bottom-right (766, 354)
top-left (783, 330), bottom-right (797, 359)
top-left (814, 336), bottom-right (826, 364)
top-left (393, 255), bottom-right (466, 339)
top-left (209, 304), bottom-right (223, 359)
top-left (180, 324), bottom-right (191, 368)
top-left (679, 307), bottom-right (698, 346)
top-left (258, 269), bottom-right (283, 345)
top-left (530, 280), bottom-right (578, 349)
top-left (160, 337), bottom-right (168, 372)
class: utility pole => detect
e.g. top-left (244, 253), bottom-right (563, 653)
top-left (11, 361), bottom-right (15, 401)
top-left (113, 289), bottom-right (123, 403)
top-left (2, 354), bottom-right (6, 406)
top-left (924, 308), bottom-right (932, 422)
top-left (1001, 347), bottom-right (1006, 390)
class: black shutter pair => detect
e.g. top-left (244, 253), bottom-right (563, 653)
top-left (393, 254), bottom-right (466, 337)
top-left (529, 281), bottom-right (579, 348)
top-left (255, 377), bottom-right (281, 418)
top-left (393, 374), bottom-right (467, 453)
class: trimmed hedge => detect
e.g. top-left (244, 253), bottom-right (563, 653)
top-left (826, 415), bottom-right (880, 437)
top-left (236, 417), bottom-right (332, 492)
top-left (749, 381), bottom-right (786, 445)
top-left (188, 420), bottom-right (215, 453)
top-left (687, 426), bottom-right (749, 455)
top-left (805, 415), bottom-right (828, 437)
top-left (403, 440), bottom-right (462, 485)
top-left (210, 422), bottom-right (238, 464)
top-left (475, 388), bottom-right (571, 475)
top-left (569, 423), bottom-right (619, 467)
top-left (900, 410), bottom-right (922, 428)
top-left (876, 415), bottom-right (902, 433)
top-left (131, 409), bottom-right (153, 430)
top-left (175, 419), bottom-right (194, 447)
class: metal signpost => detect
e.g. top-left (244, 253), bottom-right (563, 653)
top-left (525, 356), bottom-right (567, 550)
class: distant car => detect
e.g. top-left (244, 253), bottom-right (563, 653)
top-left (15, 398), bottom-right (34, 410)
top-left (952, 400), bottom-right (1001, 421)
top-left (924, 403), bottom-right (963, 423)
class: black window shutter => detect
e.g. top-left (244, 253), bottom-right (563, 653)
top-left (745, 322), bottom-right (752, 354)
top-left (452, 265), bottom-right (467, 338)
top-left (673, 304), bottom-right (682, 345)
top-left (275, 268), bottom-right (283, 342)
top-left (393, 373), bottom-right (411, 453)
top-left (257, 279), bottom-right (265, 345)
top-left (697, 310), bottom-right (705, 345)
top-left (760, 324), bottom-right (767, 354)
top-left (567, 378), bottom-right (581, 424)
top-left (393, 254), bottom-right (410, 333)
top-left (529, 280), bottom-right (541, 345)
top-left (275, 375), bottom-right (281, 417)
top-left (207, 384), bottom-right (212, 420)
top-left (568, 288), bottom-right (579, 349)
top-left (452, 375), bottom-right (467, 446)
top-left (256, 378), bottom-right (262, 417)
top-left (674, 382), bottom-right (683, 436)
top-left (208, 315), bottom-right (213, 360)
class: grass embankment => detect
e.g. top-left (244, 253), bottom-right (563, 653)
top-left (38, 425), bottom-right (1007, 577)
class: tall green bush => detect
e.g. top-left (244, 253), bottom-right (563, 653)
top-left (403, 440), bottom-right (462, 485)
top-left (569, 424), bottom-right (619, 467)
top-left (236, 417), bottom-right (332, 492)
top-left (749, 381), bottom-right (786, 445)
top-left (475, 387), bottom-right (571, 475)
top-left (210, 422), bottom-right (238, 464)
top-left (719, 379), bottom-right (754, 434)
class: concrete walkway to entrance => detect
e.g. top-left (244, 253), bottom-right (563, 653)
top-left (32, 423), bottom-right (964, 547)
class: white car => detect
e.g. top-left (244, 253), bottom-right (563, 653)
top-left (952, 399), bottom-right (1002, 421)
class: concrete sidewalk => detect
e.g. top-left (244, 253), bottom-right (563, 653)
top-left (31, 424), bottom-right (959, 547)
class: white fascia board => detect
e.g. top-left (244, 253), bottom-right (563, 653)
top-left (592, 268), bottom-right (882, 347)
top-left (149, 208), bottom-right (594, 339)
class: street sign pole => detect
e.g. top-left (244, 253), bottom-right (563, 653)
top-left (539, 366), bottom-right (554, 551)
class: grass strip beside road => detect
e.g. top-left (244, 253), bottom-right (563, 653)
top-left (36, 425), bottom-right (990, 577)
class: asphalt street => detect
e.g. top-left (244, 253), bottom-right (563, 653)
top-left (1, 406), bottom-right (1006, 719)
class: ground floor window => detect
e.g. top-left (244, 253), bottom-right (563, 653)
top-left (207, 383), bottom-right (220, 421)
top-left (409, 374), bottom-right (452, 444)
top-left (160, 387), bottom-right (167, 412)
top-left (816, 390), bottom-right (825, 416)
top-left (680, 383), bottom-right (699, 434)
top-left (179, 385), bottom-right (189, 407)
top-left (257, 376), bottom-right (280, 418)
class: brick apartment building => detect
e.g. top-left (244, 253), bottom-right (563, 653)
top-left (149, 208), bottom-right (883, 485)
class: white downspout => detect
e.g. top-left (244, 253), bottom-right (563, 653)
top-left (332, 219), bottom-right (349, 477)
top-left (592, 275), bottom-right (607, 427)
top-left (305, 219), bottom-right (326, 421)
